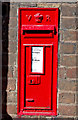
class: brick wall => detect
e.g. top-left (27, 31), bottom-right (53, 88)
top-left (2, 1), bottom-right (78, 120)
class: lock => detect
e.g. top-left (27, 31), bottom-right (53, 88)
top-left (30, 79), bottom-right (34, 84)
top-left (28, 76), bottom-right (41, 85)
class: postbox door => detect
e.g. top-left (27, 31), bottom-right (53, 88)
top-left (25, 45), bottom-right (53, 109)
top-left (18, 8), bottom-right (58, 115)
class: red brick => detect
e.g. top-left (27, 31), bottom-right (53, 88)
top-left (62, 31), bottom-right (78, 41)
top-left (59, 80), bottom-right (76, 91)
top-left (8, 66), bottom-right (17, 78)
top-left (7, 79), bottom-right (16, 91)
top-left (8, 66), bottom-right (13, 78)
top-left (76, 93), bottom-right (78, 104)
top-left (60, 55), bottom-right (76, 66)
top-left (9, 28), bottom-right (17, 41)
top-left (76, 3), bottom-right (78, 16)
top-left (76, 56), bottom-right (78, 67)
top-left (59, 93), bottom-right (75, 104)
top-left (60, 43), bottom-right (75, 54)
top-left (76, 105), bottom-right (78, 116)
top-left (76, 42), bottom-right (78, 54)
top-left (59, 105), bottom-right (76, 116)
top-left (76, 18), bottom-right (78, 29)
top-left (7, 104), bottom-right (16, 114)
top-left (67, 68), bottom-right (76, 78)
top-left (9, 17), bottom-right (17, 28)
top-left (8, 53), bottom-right (17, 66)
top-left (7, 92), bottom-right (16, 103)
top-left (8, 40), bottom-right (17, 53)
top-left (76, 81), bottom-right (78, 91)
top-left (10, 5), bottom-right (17, 17)
top-left (61, 4), bottom-right (76, 16)
top-left (59, 67), bottom-right (66, 79)
top-left (61, 18), bottom-right (76, 30)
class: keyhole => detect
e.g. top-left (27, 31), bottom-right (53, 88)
top-left (30, 80), bottom-right (33, 83)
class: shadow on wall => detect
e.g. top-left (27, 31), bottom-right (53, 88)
top-left (76, 2), bottom-right (78, 118)
top-left (2, 2), bottom-right (13, 120)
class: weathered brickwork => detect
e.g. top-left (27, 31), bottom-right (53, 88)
top-left (59, 2), bottom-right (78, 119)
top-left (2, 1), bottom-right (78, 120)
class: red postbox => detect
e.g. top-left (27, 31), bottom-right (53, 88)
top-left (18, 8), bottom-right (58, 116)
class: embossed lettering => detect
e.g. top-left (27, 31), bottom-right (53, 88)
top-left (26, 14), bottom-right (51, 22)
top-left (34, 13), bottom-right (43, 23)
top-left (46, 15), bottom-right (51, 22)
top-left (26, 15), bottom-right (32, 21)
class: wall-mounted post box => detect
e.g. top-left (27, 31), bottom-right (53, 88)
top-left (18, 8), bottom-right (58, 116)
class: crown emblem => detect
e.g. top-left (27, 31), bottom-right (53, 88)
top-left (34, 13), bottom-right (43, 23)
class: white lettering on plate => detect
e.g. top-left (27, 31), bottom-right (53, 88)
top-left (31, 47), bottom-right (43, 73)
